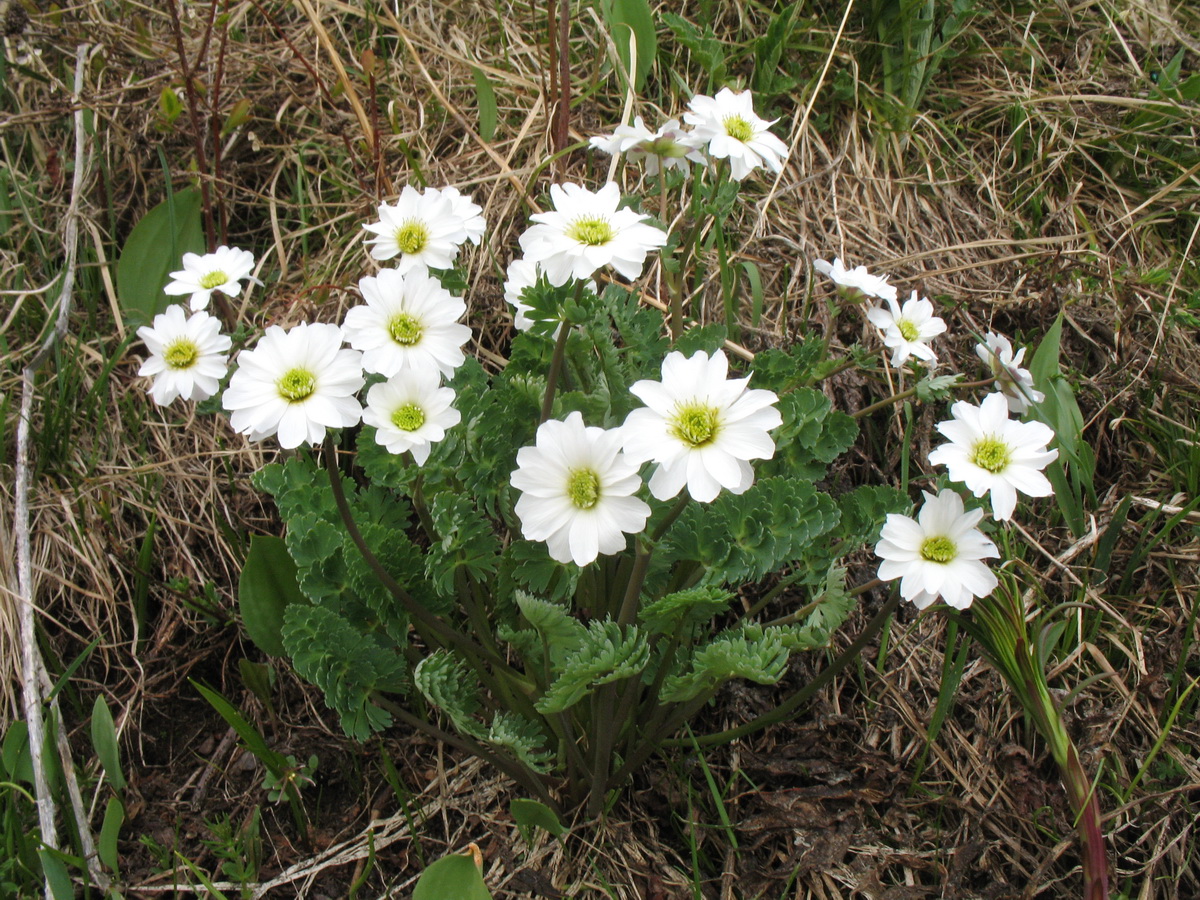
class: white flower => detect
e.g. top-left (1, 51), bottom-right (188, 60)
top-left (343, 266), bottom-right (471, 378)
top-left (361, 368), bottom-right (461, 465)
top-left (812, 257), bottom-right (898, 302)
top-left (927, 392), bottom-right (1059, 521)
top-left (866, 291), bottom-right (947, 367)
top-left (875, 489), bottom-right (999, 610)
top-left (222, 322), bottom-right (364, 449)
top-left (164, 245), bottom-right (259, 312)
top-left (682, 88), bottom-right (789, 181)
top-left (622, 349), bottom-right (782, 503)
top-left (440, 186), bottom-right (487, 245)
top-left (518, 182), bottom-right (667, 287)
top-left (136, 304), bottom-right (231, 405)
top-left (589, 116), bottom-right (707, 175)
top-left (976, 332), bottom-right (1044, 415)
top-left (503, 257), bottom-right (595, 332)
top-left (510, 412), bottom-right (651, 566)
top-left (362, 185), bottom-right (482, 271)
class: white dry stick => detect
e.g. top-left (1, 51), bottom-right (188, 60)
top-left (15, 44), bottom-right (109, 896)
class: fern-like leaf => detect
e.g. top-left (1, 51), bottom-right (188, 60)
top-left (659, 631), bottom-right (789, 703)
top-left (535, 622), bottom-right (651, 714)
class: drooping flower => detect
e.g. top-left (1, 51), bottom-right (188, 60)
top-left (517, 182), bottom-right (667, 287)
top-left (976, 332), bottom-right (1044, 415)
top-left (812, 257), bottom-right (898, 302)
top-left (502, 257), bottom-right (595, 332)
top-left (222, 322), bottom-right (364, 449)
top-left (682, 88), bottom-right (789, 181)
top-left (362, 185), bottom-right (484, 271)
top-left (589, 116), bottom-right (707, 175)
top-left (164, 245), bottom-right (259, 312)
top-left (361, 367), bottom-right (461, 464)
top-left (622, 349), bottom-right (782, 503)
top-left (875, 489), bottom-right (999, 610)
top-left (510, 412), bottom-right (651, 566)
top-left (866, 290), bottom-right (947, 367)
top-left (927, 392), bottom-right (1058, 521)
top-left (136, 304), bottom-right (231, 405)
top-left (342, 266), bottom-right (471, 378)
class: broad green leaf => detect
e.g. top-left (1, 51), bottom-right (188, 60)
top-left (98, 797), bottom-right (124, 871)
top-left (90, 695), bottom-right (126, 791)
top-left (38, 850), bottom-right (75, 900)
top-left (471, 66), bottom-right (498, 141)
top-left (603, 0), bottom-right (656, 92)
top-left (413, 851), bottom-right (493, 900)
top-left (240, 534), bottom-right (307, 657)
top-left (116, 187), bottom-right (205, 327)
top-left (510, 798), bottom-right (566, 839)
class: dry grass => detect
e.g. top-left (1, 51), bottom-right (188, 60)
top-left (2, 0), bottom-right (1199, 896)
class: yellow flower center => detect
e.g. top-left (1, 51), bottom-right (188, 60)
top-left (920, 536), bottom-right (957, 563)
top-left (388, 312), bottom-right (422, 346)
top-left (199, 270), bottom-right (228, 290)
top-left (970, 437), bottom-right (1012, 474)
top-left (390, 403), bottom-right (426, 432)
top-left (162, 338), bottom-right (199, 370)
top-left (394, 221), bottom-right (430, 255)
top-left (277, 368), bottom-right (316, 402)
top-left (723, 115), bottom-right (754, 143)
top-left (566, 468), bottom-right (601, 509)
top-left (897, 319), bottom-right (920, 342)
top-left (567, 216), bottom-right (615, 247)
top-left (670, 403), bottom-right (720, 448)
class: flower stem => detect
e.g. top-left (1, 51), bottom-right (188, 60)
top-left (540, 281), bottom-right (583, 423)
top-left (853, 377), bottom-right (995, 419)
top-left (321, 436), bottom-right (513, 677)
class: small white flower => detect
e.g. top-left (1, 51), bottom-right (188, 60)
top-left (589, 116), bottom-right (707, 175)
top-left (682, 88), bottom-right (789, 181)
top-left (222, 322), bottom-right (364, 449)
top-left (875, 489), bottom-right (1000, 610)
top-left (976, 332), bottom-right (1044, 415)
top-left (866, 291), bottom-right (947, 367)
top-left (927, 392), bottom-right (1059, 521)
top-left (622, 349), bottom-right (782, 503)
top-left (361, 368), bottom-right (461, 464)
top-left (503, 257), bottom-right (595, 332)
top-left (510, 412), bottom-right (651, 566)
top-left (343, 266), bottom-right (471, 378)
top-left (362, 185), bottom-right (482, 271)
top-left (136, 304), bottom-right (231, 405)
top-left (518, 182), bottom-right (667, 287)
top-left (812, 257), bottom-right (898, 302)
top-left (164, 245), bottom-right (259, 312)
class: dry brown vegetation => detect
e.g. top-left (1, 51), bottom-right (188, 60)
top-left (2, 0), bottom-right (1199, 897)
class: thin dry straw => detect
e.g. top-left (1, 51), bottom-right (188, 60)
top-left (14, 44), bottom-right (109, 895)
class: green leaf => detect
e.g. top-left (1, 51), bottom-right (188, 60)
top-left (38, 850), bottom-right (75, 900)
top-left (116, 187), bottom-right (205, 327)
top-left (662, 12), bottom-right (726, 86)
top-left (98, 797), bottom-right (124, 871)
top-left (672, 323), bottom-right (727, 356)
top-left (536, 621), bottom-right (650, 714)
top-left (412, 852), bottom-right (492, 900)
top-left (90, 695), bottom-right (126, 791)
top-left (660, 631), bottom-right (790, 702)
top-left (510, 798), bottom-right (566, 840)
top-left (603, 0), bottom-right (656, 92)
top-left (639, 587), bottom-right (733, 636)
top-left (915, 373), bottom-right (961, 403)
top-left (240, 535), bottom-right (307, 657)
top-left (192, 680), bottom-right (289, 773)
top-left (470, 66), bottom-right (498, 141)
